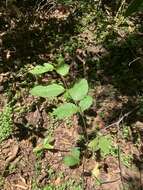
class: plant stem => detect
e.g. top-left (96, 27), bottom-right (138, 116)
top-left (60, 76), bottom-right (88, 143)
top-left (115, 0), bottom-right (126, 20)
top-left (78, 110), bottom-right (89, 143)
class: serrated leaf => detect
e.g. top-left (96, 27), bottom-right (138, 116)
top-left (88, 137), bottom-right (100, 151)
top-left (98, 136), bottom-right (112, 156)
top-left (64, 148), bottom-right (80, 167)
top-left (125, 0), bottom-right (143, 17)
top-left (53, 103), bottom-right (78, 119)
top-left (30, 84), bottom-right (65, 98)
top-left (68, 79), bottom-right (88, 101)
top-left (29, 63), bottom-right (54, 75)
top-left (79, 95), bottom-right (93, 112)
top-left (56, 64), bottom-right (70, 76)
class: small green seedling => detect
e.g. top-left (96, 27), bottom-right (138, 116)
top-left (33, 134), bottom-right (54, 154)
top-left (88, 135), bottom-right (112, 157)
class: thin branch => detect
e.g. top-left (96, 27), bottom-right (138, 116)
top-left (101, 177), bottom-right (121, 184)
top-left (128, 57), bottom-right (140, 66)
top-left (76, 55), bottom-right (87, 79)
top-left (100, 106), bottom-right (139, 133)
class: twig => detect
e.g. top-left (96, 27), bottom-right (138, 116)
top-left (35, 0), bottom-right (56, 13)
top-left (115, 0), bottom-right (126, 20)
top-left (94, 175), bottom-right (120, 189)
top-left (76, 55), bottom-right (87, 79)
top-left (128, 57), bottom-right (140, 66)
top-left (101, 106), bottom-right (139, 132)
top-left (101, 177), bottom-right (121, 184)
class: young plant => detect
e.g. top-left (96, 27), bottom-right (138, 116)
top-left (29, 58), bottom-right (93, 166)
top-left (88, 134), bottom-right (113, 157)
top-left (29, 60), bottom-right (93, 126)
top-left (0, 104), bottom-right (13, 143)
top-left (33, 134), bottom-right (54, 154)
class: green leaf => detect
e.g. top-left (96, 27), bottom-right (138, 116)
top-left (29, 63), bottom-right (54, 75)
top-left (98, 136), bottom-right (112, 156)
top-left (43, 136), bottom-right (54, 150)
top-left (68, 79), bottom-right (88, 101)
top-left (30, 84), bottom-right (65, 98)
top-left (53, 103), bottom-right (78, 119)
top-left (63, 90), bottom-right (70, 100)
top-left (71, 147), bottom-right (80, 158)
top-left (125, 0), bottom-right (143, 17)
top-left (56, 64), bottom-right (70, 76)
top-left (88, 137), bottom-right (100, 151)
top-left (88, 135), bottom-right (112, 156)
top-left (33, 135), bottom-right (54, 153)
top-left (79, 95), bottom-right (93, 112)
top-left (57, 55), bottom-right (65, 65)
top-left (64, 148), bottom-right (80, 167)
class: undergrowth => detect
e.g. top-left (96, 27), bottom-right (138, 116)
top-left (0, 104), bottom-right (13, 142)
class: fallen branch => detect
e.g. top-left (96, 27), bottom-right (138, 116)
top-left (101, 106), bottom-right (139, 133)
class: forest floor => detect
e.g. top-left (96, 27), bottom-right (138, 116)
top-left (0, 1), bottom-right (143, 190)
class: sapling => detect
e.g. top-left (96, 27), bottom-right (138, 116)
top-left (29, 57), bottom-right (93, 166)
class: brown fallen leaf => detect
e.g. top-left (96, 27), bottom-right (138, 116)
top-left (3, 144), bottom-right (19, 175)
top-left (5, 144), bottom-right (19, 164)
